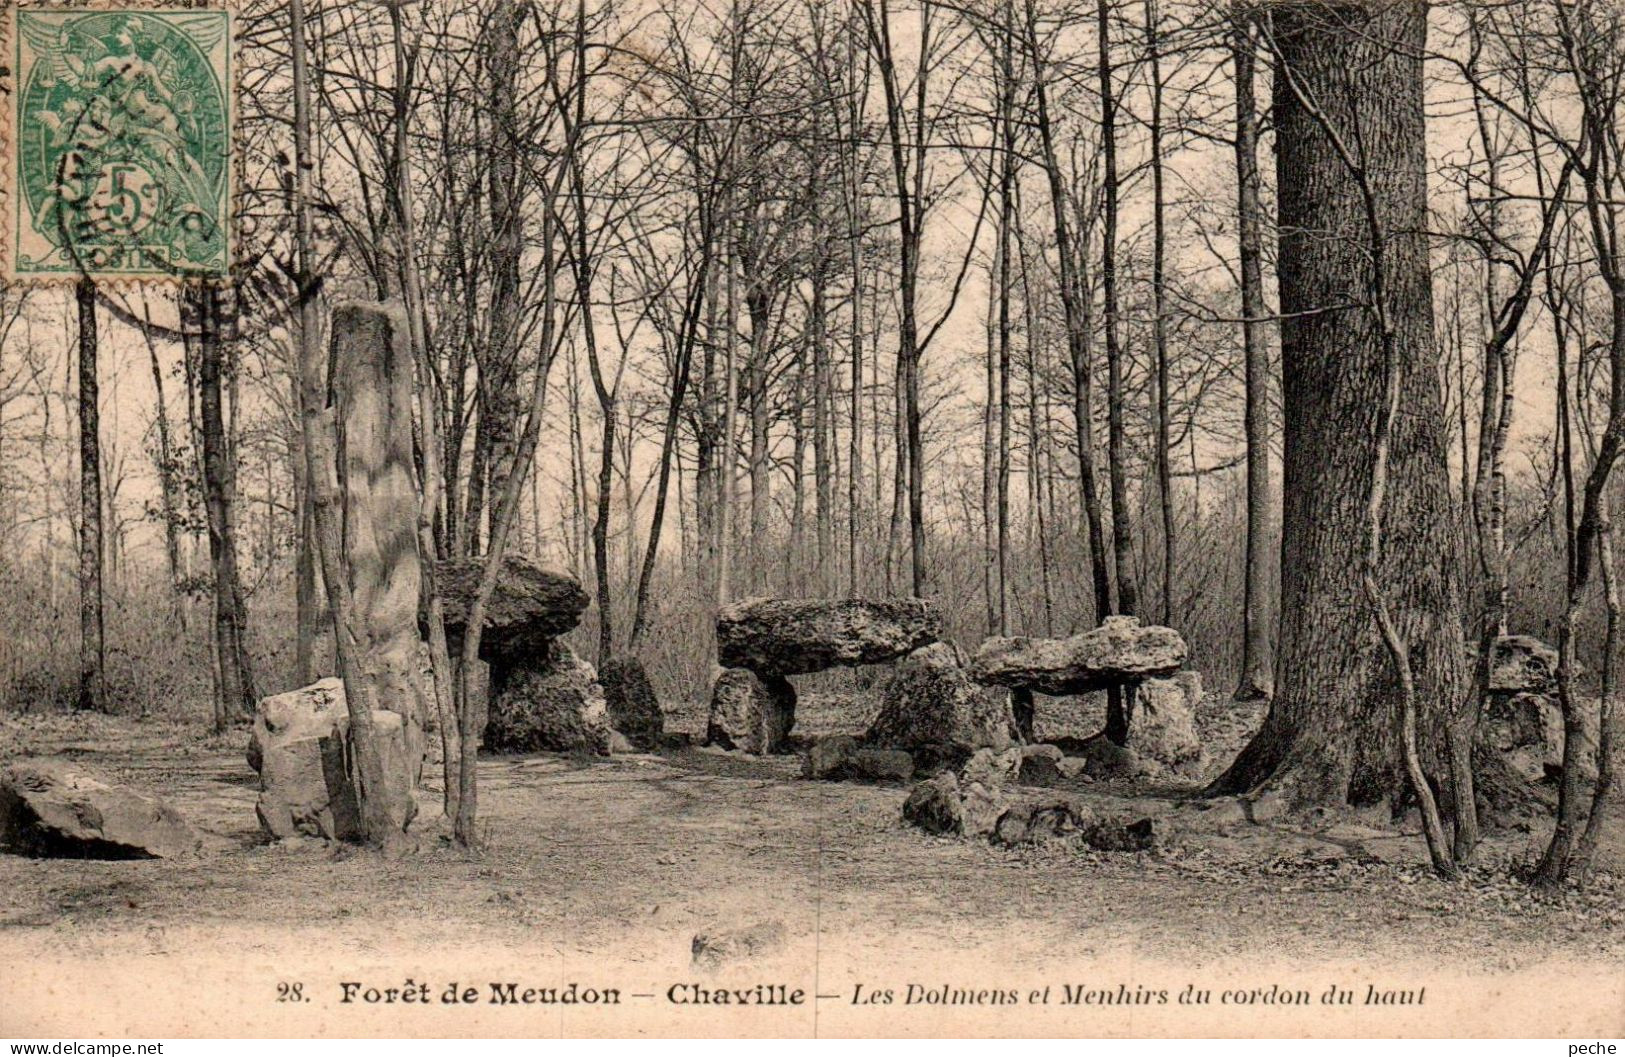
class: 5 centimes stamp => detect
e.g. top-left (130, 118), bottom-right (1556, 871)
top-left (7, 4), bottom-right (233, 280)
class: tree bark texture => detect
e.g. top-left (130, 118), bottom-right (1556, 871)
top-left (1211, 1), bottom-right (1468, 812)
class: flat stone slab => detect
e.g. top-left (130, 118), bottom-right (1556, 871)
top-left (433, 556), bottom-right (589, 663)
top-left (716, 597), bottom-right (941, 676)
top-left (969, 615), bottom-right (1186, 695)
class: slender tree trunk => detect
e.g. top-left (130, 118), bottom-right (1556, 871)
top-left (1024, 0), bottom-right (1110, 628)
top-left (198, 286), bottom-right (255, 729)
top-left (76, 279), bottom-right (106, 714)
top-left (1234, 6), bottom-right (1274, 702)
top-left (1146, 0), bottom-right (1174, 627)
top-left (1098, 0), bottom-right (1136, 620)
top-left (382, 0), bottom-right (458, 818)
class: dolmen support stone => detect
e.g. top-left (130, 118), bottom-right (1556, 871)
top-left (0, 759), bottom-right (200, 859)
top-left (707, 597), bottom-right (943, 754)
top-left (485, 641), bottom-right (615, 755)
top-left (863, 641), bottom-right (1014, 758)
top-left (249, 678), bottom-right (417, 841)
top-left (707, 667), bottom-right (797, 755)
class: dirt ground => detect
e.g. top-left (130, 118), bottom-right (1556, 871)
top-left (1, 691), bottom-right (1622, 1038)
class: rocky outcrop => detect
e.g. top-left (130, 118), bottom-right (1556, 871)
top-left (1128, 672), bottom-right (1205, 778)
top-left (864, 642), bottom-right (1014, 755)
top-left (1485, 691), bottom-right (1599, 783)
top-left (706, 667), bottom-right (797, 754)
top-left (484, 642), bottom-right (613, 755)
top-left (717, 597), bottom-right (941, 676)
top-left (250, 679), bottom-right (417, 841)
top-left (600, 654), bottom-right (664, 751)
top-left (969, 616), bottom-right (1186, 695)
top-left (0, 759), bottom-right (200, 859)
top-left (433, 556), bottom-right (589, 663)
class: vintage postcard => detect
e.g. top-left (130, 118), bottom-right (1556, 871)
top-left (0, 0), bottom-right (1621, 1042)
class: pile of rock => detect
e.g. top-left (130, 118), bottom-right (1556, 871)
top-left (0, 759), bottom-right (199, 859)
top-left (434, 556), bottom-right (663, 754)
top-left (708, 598), bottom-right (941, 754)
top-left (900, 747), bottom-right (1156, 851)
top-left (1483, 634), bottom-right (1597, 782)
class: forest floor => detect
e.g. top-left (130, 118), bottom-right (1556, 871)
top-left (0, 690), bottom-right (1622, 1037)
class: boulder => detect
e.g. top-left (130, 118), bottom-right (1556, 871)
top-left (969, 616), bottom-right (1186, 695)
top-left (0, 760), bottom-right (199, 859)
top-left (960, 746), bottom-right (1022, 790)
top-left (1081, 816), bottom-right (1158, 852)
top-left (717, 597), bottom-right (941, 676)
top-left (902, 772), bottom-right (965, 835)
top-left (1129, 672), bottom-right (1206, 778)
top-left (485, 642), bottom-right (612, 755)
top-left (848, 748), bottom-right (916, 782)
top-left (251, 679), bottom-right (417, 841)
top-left (1483, 689), bottom-right (1600, 783)
top-left (433, 556), bottom-right (589, 663)
top-left (992, 794), bottom-right (1093, 847)
top-left (1074, 736), bottom-right (1140, 782)
top-left (1017, 744), bottom-right (1064, 787)
top-left (864, 642), bottom-right (1014, 755)
top-left (706, 667), bottom-right (796, 754)
top-left (804, 735), bottom-right (861, 779)
top-left (960, 780), bottom-right (1011, 837)
top-left (600, 654), bottom-right (664, 751)
top-left (1488, 635), bottom-right (1560, 695)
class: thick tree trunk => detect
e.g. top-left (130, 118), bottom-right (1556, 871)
top-left (1210, 1), bottom-right (1467, 813)
top-left (76, 279), bottom-right (106, 714)
top-left (1233, 7), bottom-right (1274, 702)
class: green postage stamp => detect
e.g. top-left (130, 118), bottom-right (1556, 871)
top-left (6, 4), bottom-right (233, 280)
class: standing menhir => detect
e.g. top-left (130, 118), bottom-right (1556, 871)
top-left (707, 598), bottom-right (942, 754)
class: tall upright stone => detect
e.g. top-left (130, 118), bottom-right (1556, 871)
top-left (332, 301), bottom-right (428, 789)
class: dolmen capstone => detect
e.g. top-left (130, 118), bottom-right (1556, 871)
top-left (708, 597), bottom-right (942, 754)
top-left (433, 555), bottom-right (663, 754)
top-left (0, 759), bottom-right (200, 859)
top-left (248, 677), bottom-right (418, 841)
